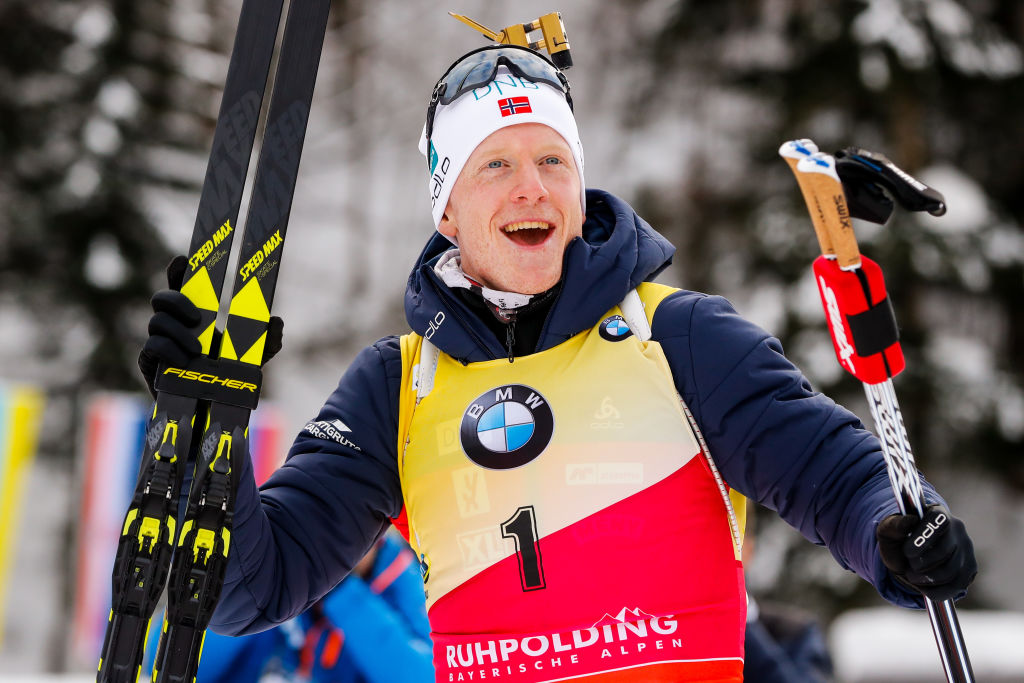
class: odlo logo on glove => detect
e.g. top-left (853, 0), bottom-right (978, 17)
top-left (913, 513), bottom-right (947, 548)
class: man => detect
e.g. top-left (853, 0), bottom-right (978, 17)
top-left (143, 45), bottom-right (976, 682)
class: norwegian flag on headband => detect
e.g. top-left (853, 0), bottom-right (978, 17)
top-left (498, 96), bottom-right (532, 117)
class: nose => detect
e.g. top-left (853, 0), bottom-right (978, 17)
top-left (510, 163), bottom-right (549, 203)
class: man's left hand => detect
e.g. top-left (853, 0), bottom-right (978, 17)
top-left (877, 503), bottom-right (977, 602)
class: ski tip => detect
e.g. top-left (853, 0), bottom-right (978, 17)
top-left (796, 152), bottom-right (840, 181)
top-left (778, 138), bottom-right (819, 160)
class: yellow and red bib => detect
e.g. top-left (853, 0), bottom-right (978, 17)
top-left (397, 283), bottom-right (746, 682)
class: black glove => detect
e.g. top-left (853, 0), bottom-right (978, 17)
top-left (138, 255), bottom-right (284, 397)
top-left (876, 503), bottom-right (977, 602)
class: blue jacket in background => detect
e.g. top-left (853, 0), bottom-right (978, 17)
top-left (148, 534), bottom-right (431, 682)
top-left (211, 188), bottom-right (937, 637)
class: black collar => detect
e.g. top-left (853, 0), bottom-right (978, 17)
top-left (455, 283), bottom-right (561, 360)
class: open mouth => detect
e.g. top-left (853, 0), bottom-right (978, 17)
top-left (502, 220), bottom-right (554, 247)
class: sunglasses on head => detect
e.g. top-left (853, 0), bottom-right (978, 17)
top-left (425, 44), bottom-right (572, 142)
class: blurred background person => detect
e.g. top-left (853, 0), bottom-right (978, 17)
top-left (143, 532), bottom-right (433, 682)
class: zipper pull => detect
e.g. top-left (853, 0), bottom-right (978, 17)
top-left (505, 320), bottom-right (516, 363)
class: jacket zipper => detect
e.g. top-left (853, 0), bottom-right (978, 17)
top-left (505, 318), bottom-right (517, 363)
top-left (425, 270), bottom-right (503, 361)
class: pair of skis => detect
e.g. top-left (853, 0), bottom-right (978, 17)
top-left (780, 139), bottom-right (975, 682)
top-left (97, 1), bottom-right (330, 681)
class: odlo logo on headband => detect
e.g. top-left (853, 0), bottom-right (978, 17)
top-left (429, 141), bottom-right (450, 208)
top-left (460, 385), bottom-right (554, 470)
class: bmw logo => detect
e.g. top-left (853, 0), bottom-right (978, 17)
top-left (460, 385), bottom-right (554, 470)
top-left (599, 315), bottom-right (634, 342)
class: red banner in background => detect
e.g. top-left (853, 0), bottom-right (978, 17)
top-left (250, 405), bottom-right (286, 486)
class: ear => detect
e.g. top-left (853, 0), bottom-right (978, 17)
top-left (438, 209), bottom-right (458, 240)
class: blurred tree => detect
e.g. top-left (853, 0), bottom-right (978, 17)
top-left (619, 0), bottom-right (1024, 615)
top-left (0, 0), bottom-right (216, 393)
top-left (0, 0), bottom-right (264, 669)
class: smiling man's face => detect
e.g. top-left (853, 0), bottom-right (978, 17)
top-left (438, 123), bottom-right (584, 295)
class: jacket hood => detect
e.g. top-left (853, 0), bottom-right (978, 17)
top-left (404, 189), bottom-right (675, 362)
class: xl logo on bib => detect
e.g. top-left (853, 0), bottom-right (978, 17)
top-left (460, 385), bottom-right (554, 469)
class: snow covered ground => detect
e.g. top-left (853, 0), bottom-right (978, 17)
top-left (831, 608), bottom-right (1024, 682)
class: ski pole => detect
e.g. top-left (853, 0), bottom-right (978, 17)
top-left (779, 140), bottom-right (975, 683)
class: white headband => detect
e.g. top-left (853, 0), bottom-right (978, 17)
top-left (418, 67), bottom-right (585, 231)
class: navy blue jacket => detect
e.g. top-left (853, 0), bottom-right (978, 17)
top-left (212, 189), bottom-right (931, 636)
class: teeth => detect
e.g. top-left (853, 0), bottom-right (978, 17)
top-left (504, 221), bottom-right (552, 232)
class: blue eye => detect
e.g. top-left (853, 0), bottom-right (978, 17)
top-left (544, 156), bottom-right (561, 165)
top-left (487, 160), bottom-right (503, 169)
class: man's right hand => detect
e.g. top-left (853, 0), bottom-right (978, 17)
top-left (137, 255), bottom-right (285, 397)
top-left (138, 256), bottom-right (203, 397)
